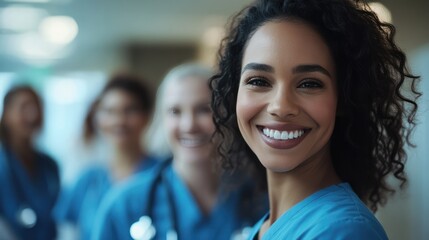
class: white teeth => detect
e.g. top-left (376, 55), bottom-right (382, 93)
top-left (262, 127), bottom-right (305, 140)
top-left (281, 131), bottom-right (288, 140)
top-left (263, 128), bottom-right (269, 135)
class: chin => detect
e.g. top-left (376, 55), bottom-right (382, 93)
top-left (179, 150), bottom-right (212, 164)
top-left (256, 153), bottom-right (302, 173)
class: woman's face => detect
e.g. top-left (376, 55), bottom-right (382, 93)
top-left (163, 76), bottom-right (215, 164)
top-left (236, 20), bottom-right (337, 173)
top-left (3, 91), bottom-right (41, 140)
top-left (96, 89), bottom-right (149, 148)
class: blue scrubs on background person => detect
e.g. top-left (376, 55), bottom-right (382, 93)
top-left (0, 145), bottom-right (60, 240)
top-left (0, 85), bottom-right (60, 240)
top-left (92, 160), bottom-right (266, 240)
top-left (55, 155), bottom-right (159, 240)
top-left (249, 183), bottom-right (388, 240)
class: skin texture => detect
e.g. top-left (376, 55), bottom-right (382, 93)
top-left (236, 20), bottom-right (341, 235)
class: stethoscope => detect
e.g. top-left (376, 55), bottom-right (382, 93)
top-left (1, 147), bottom-right (38, 228)
top-left (129, 159), bottom-right (253, 240)
top-left (130, 159), bottom-right (178, 240)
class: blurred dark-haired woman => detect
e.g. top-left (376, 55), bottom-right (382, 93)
top-left (0, 85), bottom-right (60, 240)
top-left (54, 74), bottom-right (159, 239)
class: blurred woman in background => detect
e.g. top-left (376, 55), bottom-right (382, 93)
top-left (55, 74), bottom-right (159, 239)
top-left (92, 63), bottom-right (267, 240)
top-left (0, 85), bottom-right (60, 240)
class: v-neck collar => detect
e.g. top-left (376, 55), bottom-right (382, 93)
top-left (254, 183), bottom-right (350, 239)
top-left (164, 165), bottom-right (241, 225)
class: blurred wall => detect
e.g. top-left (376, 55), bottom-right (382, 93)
top-left (124, 43), bottom-right (197, 86)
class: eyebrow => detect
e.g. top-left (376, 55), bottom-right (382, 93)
top-left (241, 62), bottom-right (332, 77)
top-left (292, 64), bottom-right (331, 77)
top-left (241, 63), bottom-right (274, 74)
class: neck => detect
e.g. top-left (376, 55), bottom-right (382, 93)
top-left (266, 148), bottom-right (340, 225)
top-left (173, 157), bottom-right (219, 214)
top-left (110, 143), bottom-right (144, 181)
top-left (7, 135), bottom-right (36, 174)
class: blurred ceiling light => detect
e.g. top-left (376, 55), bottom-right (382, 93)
top-left (39, 16), bottom-right (78, 45)
top-left (368, 2), bottom-right (392, 23)
top-left (14, 32), bottom-right (67, 66)
top-left (0, 5), bottom-right (47, 32)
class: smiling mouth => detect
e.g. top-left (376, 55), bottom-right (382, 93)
top-left (260, 127), bottom-right (310, 140)
top-left (257, 126), bottom-right (310, 149)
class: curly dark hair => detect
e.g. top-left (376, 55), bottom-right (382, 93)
top-left (83, 73), bottom-right (154, 143)
top-left (210, 0), bottom-right (420, 212)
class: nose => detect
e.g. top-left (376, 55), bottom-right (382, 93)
top-left (110, 110), bottom-right (126, 125)
top-left (180, 112), bottom-right (198, 132)
top-left (266, 86), bottom-right (300, 119)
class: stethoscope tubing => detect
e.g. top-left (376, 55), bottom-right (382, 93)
top-left (137, 159), bottom-right (179, 240)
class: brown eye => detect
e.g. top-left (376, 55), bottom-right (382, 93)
top-left (298, 79), bottom-right (323, 89)
top-left (247, 78), bottom-right (270, 87)
top-left (168, 107), bottom-right (180, 115)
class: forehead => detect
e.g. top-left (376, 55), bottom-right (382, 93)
top-left (8, 90), bottom-right (38, 105)
top-left (163, 77), bottom-right (210, 105)
top-left (100, 89), bottom-right (138, 105)
top-left (242, 20), bottom-right (335, 75)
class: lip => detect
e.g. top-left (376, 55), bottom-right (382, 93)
top-left (257, 124), bottom-right (311, 149)
top-left (179, 137), bottom-right (211, 148)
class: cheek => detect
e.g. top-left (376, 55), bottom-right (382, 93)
top-left (236, 90), bottom-right (258, 127)
top-left (7, 111), bottom-right (25, 128)
top-left (96, 116), bottom-right (111, 131)
top-left (308, 96), bottom-right (337, 130)
top-left (164, 118), bottom-right (178, 139)
top-left (128, 115), bottom-right (148, 129)
top-left (200, 115), bottom-right (216, 134)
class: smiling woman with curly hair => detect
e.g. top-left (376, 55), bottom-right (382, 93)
top-left (210, 0), bottom-right (420, 238)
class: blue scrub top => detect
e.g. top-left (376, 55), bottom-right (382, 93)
top-left (54, 155), bottom-right (159, 240)
top-left (92, 161), bottom-right (267, 240)
top-left (0, 144), bottom-right (60, 240)
top-left (249, 183), bottom-right (388, 240)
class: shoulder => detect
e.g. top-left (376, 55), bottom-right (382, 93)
top-left (92, 166), bottom-right (162, 239)
top-left (306, 217), bottom-right (388, 239)
top-left (98, 165), bottom-right (162, 217)
top-left (296, 183), bottom-right (388, 239)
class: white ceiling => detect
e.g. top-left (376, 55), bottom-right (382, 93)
top-left (0, 0), bottom-right (428, 72)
